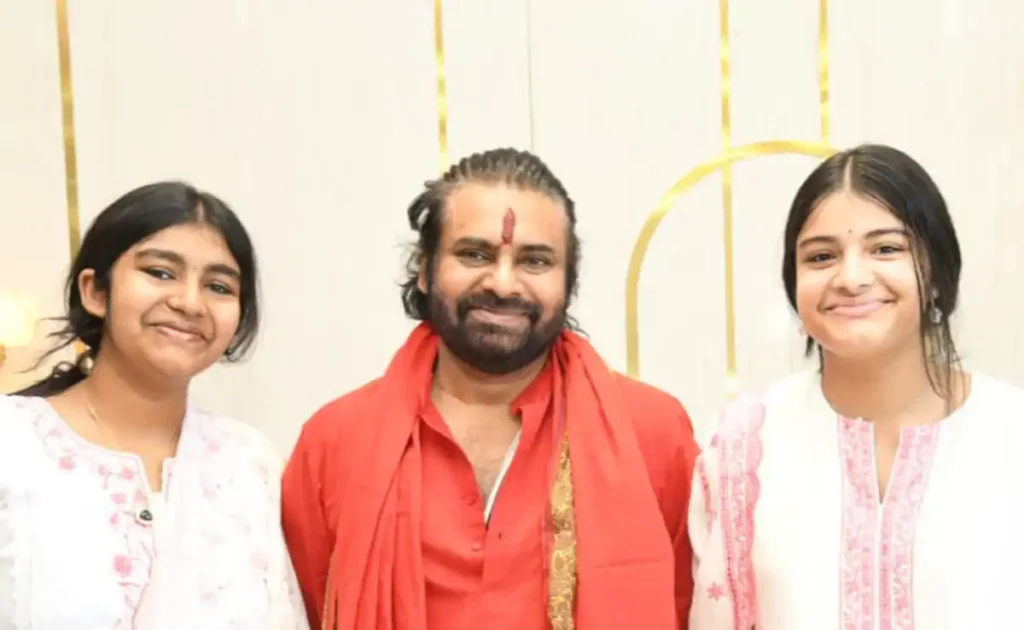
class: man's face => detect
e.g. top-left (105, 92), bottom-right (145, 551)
top-left (419, 182), bottom-right (569, 374)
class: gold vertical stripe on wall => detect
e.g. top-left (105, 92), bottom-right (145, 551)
top-left (433, 0), bottom-right (449, 172)
top-left (56, 0), bottom-right (81, 258)
top-left (818, 0), bottom-right (831, 143)
top-left (56, 0), bottom-right (90, 356)
top-left (718, 0), bottom-right (738, 394)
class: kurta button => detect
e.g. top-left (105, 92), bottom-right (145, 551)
top-left (138, 509), bottom-right (153, 523)
top-left (470, 541), bottom-right (483, 552)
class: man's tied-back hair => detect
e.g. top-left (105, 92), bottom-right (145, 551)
top-left (399, 147), bottom-right (581, 328)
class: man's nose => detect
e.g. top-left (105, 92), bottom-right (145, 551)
top-left (483, 257), bottom-right (521, 297)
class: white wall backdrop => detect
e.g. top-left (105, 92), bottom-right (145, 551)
top-left (3, 0), bottom-right (1024, 453)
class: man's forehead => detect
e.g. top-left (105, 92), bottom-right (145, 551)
top-left (444, 183), bottom-right (565, 234)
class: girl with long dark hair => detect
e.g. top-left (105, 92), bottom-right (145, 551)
top-left (0, 182), bottom-right (307, 629)
top-left (689, 145), bottom-right (1024, 629)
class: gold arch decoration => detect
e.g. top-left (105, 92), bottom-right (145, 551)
top-left (624, 0), bottom-right (836, 389)
top-left (624, 141), bottom-right (837, 379)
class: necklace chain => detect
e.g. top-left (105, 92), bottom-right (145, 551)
top-left (82, 388), bottom-right (158, 522)
top-left (84, 389), bottom-right (123, 452)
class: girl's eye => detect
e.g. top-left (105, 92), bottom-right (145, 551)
top-left (145, 268), bottom-right (174, 280)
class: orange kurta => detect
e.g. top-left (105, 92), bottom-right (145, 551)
top-left (281, 324), bottom-right (699, 629)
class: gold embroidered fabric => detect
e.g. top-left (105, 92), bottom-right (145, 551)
top-left (547, 433), bottom-right (578, 630)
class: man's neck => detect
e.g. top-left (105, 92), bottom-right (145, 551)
top-left (820, 344), bottom-right (945, 427)
top-left (433, 345), bottom-right (548, 406)
top-left (75, 350), bottom-right (188, 443)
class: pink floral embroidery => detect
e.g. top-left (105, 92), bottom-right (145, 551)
top-left (33, 409), bottom-right (159, 622)
top-left (708, 582), bottom-right (725, 600)
top-left (838, 417), bottom-right (940, 630)
top-left (13, 396), bottom-right (289, 626)
top-left (715, 397), bottom-right (766, 630)
top-left (878, 425), bottom-right (939, 630)
top-left (697, 457), bottom-right (716, 530)
top-left (838, 417), bottom-right (878, 630)
top-left (113, 554), bottom-right (133, 578)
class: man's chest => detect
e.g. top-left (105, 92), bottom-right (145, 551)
top-left (434, 405), bottom-right (523, 498)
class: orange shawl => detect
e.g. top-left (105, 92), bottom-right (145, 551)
top-left (322, 323), bottom-right (677, 629)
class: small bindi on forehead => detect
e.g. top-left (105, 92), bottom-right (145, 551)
top-left (501, 207), bottom-right (516, 245)
top-left (798, 191), bottom-right (907, 244)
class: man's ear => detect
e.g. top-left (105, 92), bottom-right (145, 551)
top-left (78, 269), bottom-right (108, 319)
top-left (416, 253), bottom-right (428, 294)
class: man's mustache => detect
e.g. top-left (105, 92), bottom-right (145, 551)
top-left (456, 292), bottom-right (541, 322)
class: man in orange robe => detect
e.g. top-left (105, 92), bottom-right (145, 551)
top-left (281, 148), bottom-right (700, 630)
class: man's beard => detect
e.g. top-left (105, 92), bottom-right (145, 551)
top-left (426, 284), bottom-right (565, 375)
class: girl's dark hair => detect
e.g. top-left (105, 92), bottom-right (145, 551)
top-left (16, 181), bottom-right (260, 397)
top-left (399, 147), bottom-right (582, 331)
top-left (781, 143), bottom-right (963, 399)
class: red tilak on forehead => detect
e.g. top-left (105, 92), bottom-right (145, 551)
top-left (501, 207), bottom-right (516, 245)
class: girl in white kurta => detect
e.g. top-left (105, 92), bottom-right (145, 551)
top-left (689, 144), bottom-right (1024, 629)
top-left (0, 181), bottom-right (308, 629)
top-left (689, 370), bottom-right (1024, 629)
top-left (0, 395), bottom-right (307, 629)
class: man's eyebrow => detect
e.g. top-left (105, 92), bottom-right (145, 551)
top-left (450, 238), bottom-right (557, 256)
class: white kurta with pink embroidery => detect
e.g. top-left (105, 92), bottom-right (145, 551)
top-left (688, 370), bottom-right (1024, 630)
top-left (0, 394), bottom-right (309, 630)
